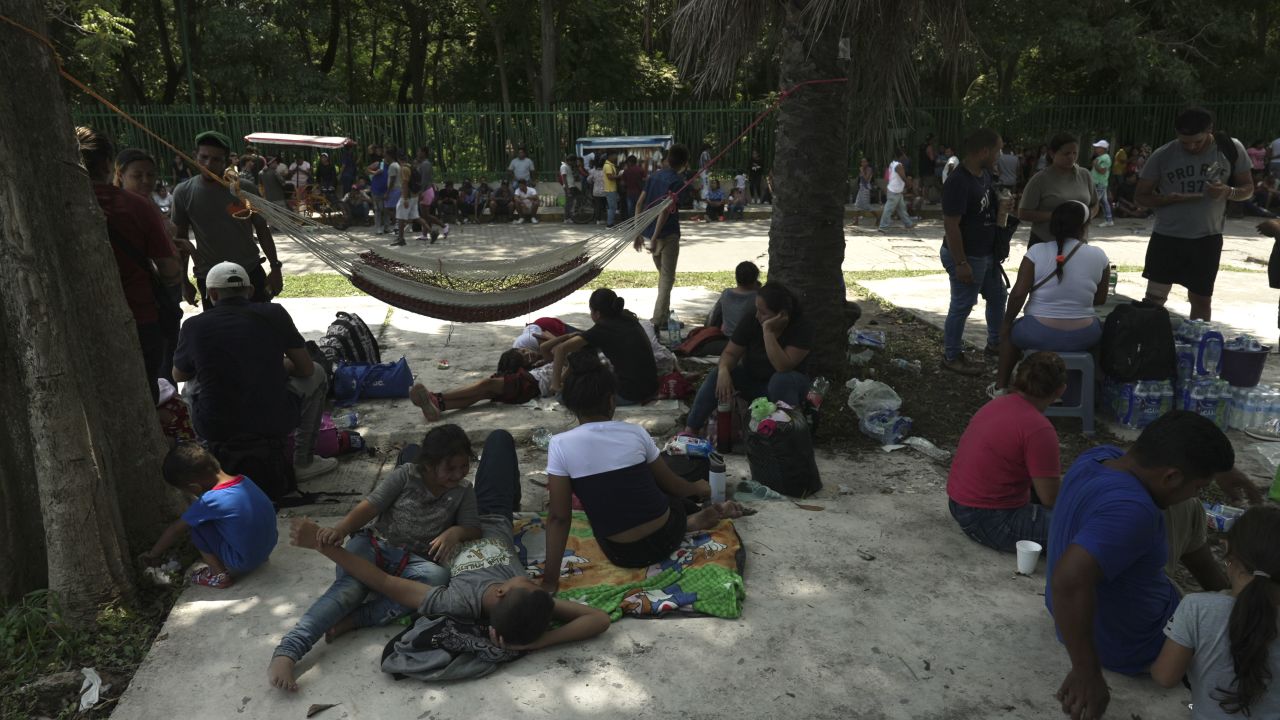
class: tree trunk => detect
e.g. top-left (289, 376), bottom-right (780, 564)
top-left (475, 0), bottom-right (512, 110)
top-left (0, 318), bottom-right (45, 600)
top-left (1, 0), bottom-right (178, 618)
top-left (317, 0), bottom-right (342, 74)
top-left (767, 2), bottom-right (850, 376)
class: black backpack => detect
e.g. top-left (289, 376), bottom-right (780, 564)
top-left (316, 311), bottom-right (381, 367)
top-left (1214, 132), bottom-right (1239, 169)
top-left (408, 166), bottom-right (424, 195)
top-left (1101, 301), bottom-right (1177, 382)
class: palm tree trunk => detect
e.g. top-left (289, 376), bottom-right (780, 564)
top-left (767, 2), bottom-right (850, 375)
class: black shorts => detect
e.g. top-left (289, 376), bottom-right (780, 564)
top-left (596, 496), bottom-right (687, 568)
top-left (1142, 232), bottom-right (1224, 297)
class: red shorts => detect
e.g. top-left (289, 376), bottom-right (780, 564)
top-left (493, 368), bottom-right (541, 404)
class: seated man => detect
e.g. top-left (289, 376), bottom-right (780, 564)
top-left (489, 180), bottom-right (513, 221)
top-left (141, 444), bottom-right (278, 588)
top-left (513, 178), bottom-right (540, 223)
top-left (726, 188), bottom-right (747, 220)
top-left (436, 180), bottom-right (461, 222)
top-left (1113, 170), bottom-right (1150, 219)
top-left (473, 178), bottom-right (493, 222)
top-left (340, 177), bottom-right (372, 225)
top-left (677, 261), bottom-right (761, 357)
top-left (173, 261), bottom-right (337, 499)
top-left (1047, 411), bottom-right (1234, 718)
top-left (705, 179), bottom-right (726, 221)
top-left (458, 180), bottom-right (477, 222)
top-left (277, 430), bottom-right (610, 691)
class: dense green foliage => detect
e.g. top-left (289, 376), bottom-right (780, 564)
top-left (44, 0), bottom-right (1280, 107)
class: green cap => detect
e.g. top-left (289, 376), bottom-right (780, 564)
top-left (194, 130), bottom-right (233, 152)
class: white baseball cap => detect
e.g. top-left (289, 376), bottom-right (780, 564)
top-left (205, 261), bottom-right (250, 289)
top-left (1092, 139), bottom-right (1110, 149)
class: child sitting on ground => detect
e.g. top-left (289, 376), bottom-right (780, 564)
top-left (281, 430), bottom-right (609, 692)
top-left (268, 424), bottom-right (483, 691)
top-left (727, 188), bottom-right (747, 220)
top-left (141, 444), bottom-right (278, 588)
top-left (1152, 505), bottom-right (1280, 718)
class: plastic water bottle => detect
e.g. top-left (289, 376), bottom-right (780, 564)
top-left (1175, 343), bottom-right (1195, 385)
top-left (708, 453), bottom-right (726, 504)
top-left (1190, 382), bottom-right (1210, 425)
top-left (666, 311), bottom-right (683, 347)
top-left (1214, 381), bottom-right (1230, 429)
top-left (1159, 381), bottom-right (1175, 416)
top-left (1108, 264), bottom-right (1118, 295)
top-left (1199, 330), bottom-right (1224, 376)
top-left (806, 376), bottom-right (830, 410)
top-left (531, 427), bottom-right (552, 450)
top-left (334, 412), bottom-right (359, 429)
top-left (890, 358), bottom-right (923, 373)
top-left (1144, 382), bottom-right (1164, 427)
top-left (1245, 390), bottom-right (1263, 429)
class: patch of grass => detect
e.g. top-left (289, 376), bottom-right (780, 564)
top-left (277, 272), bottom-right (365, 298)
top-left (1, 587), bottom-right (179, 719)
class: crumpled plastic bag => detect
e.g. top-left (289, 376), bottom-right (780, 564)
top-left (845, 379), bottom-right (902, 419)
top-left (749, 397), bottom-right (777, 422)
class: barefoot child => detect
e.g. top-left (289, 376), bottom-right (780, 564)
top-left (141, 444), bottom-right (278, 588)
top-left (276, 431), bottom-right (610, 691)
top-left (1152, 506), bottom-right (1280, 718)
top-left (541, 350), bottom-right (744, 589)
top-left (268, 424), bottom-right (482, 690)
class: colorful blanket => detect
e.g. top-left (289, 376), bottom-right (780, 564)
top-left (512, 512), bottom-right (746, 620)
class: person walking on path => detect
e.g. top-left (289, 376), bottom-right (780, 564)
top-left (878, 148), bottom-right (915, 232)
top-left (1136, 106), bottom-right (1253, 321)
top-left (939, 128), bottom-right (1010, 376)
top-left (1090, 140), bottom-right (1114, 227)
top-left (635, 144), bottom-right (690, 328)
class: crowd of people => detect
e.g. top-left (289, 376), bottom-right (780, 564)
top-left (80, 101), bottom-right (1280, 716)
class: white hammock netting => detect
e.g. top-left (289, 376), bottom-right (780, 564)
top-left (249, 198), bottom-right (669, 322)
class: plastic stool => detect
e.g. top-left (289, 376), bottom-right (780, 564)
top-left (1025, 350), bottom-right (1096, 435)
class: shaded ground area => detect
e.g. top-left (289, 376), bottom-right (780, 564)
top-left (109, 287), bottom-right (1195, 720)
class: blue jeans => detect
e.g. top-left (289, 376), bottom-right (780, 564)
top-left (940, 247), bottom-right (1006, 360)
top-left (1010, 316), bottom-right (1102, 353)
top-left (272, 434), bottom-right (524, 664)
top-left (879, 191), bottom-right (913, 229)
top-left (626, 195), bottom-right (639, 220)
top-left (606, 191), bottom-right (619, 226)
top-left (686, 366), bottom-right (810, 432)
top-left (1096, 184), bottom-right (1112, 222)
top-left (948, 499), bottom-right (1052, 553)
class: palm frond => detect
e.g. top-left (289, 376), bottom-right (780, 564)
top-left (668, 0), bottom-right (770, 96)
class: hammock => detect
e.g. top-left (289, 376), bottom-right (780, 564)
top-left (249, 195), bottom-right (669, 323)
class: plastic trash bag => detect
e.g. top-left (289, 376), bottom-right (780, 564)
top-left (845, 379), bottom-right (902, 419)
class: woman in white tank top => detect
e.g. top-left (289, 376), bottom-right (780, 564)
top-left (993, 201), bottom-right (1110, 394)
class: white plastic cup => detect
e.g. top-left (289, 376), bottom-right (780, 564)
top-left (1016, 540), bottom-right (1043, 575)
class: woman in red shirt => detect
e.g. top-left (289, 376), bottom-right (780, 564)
top-left (946, 352), bottom-right (1067, 552)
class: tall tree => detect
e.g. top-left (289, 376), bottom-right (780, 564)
top-left (671, 0), bottom-right (967, 371)
top-left (1, 0), bottom-right (177, 615)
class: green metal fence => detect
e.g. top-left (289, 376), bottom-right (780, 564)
top-left (71, 96), bottom-right (1280, 184)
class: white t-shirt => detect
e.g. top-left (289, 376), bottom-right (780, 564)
top-left (734, 174), bottom-right (747, 189)
top-left (589, 168), bottom-right (605, 196)
top-left (558, 161), bottom-right (571, 182)
top-left (386, 162), bottom-right (401, 193)
top-left (509, 157), bottom-right (535, 181)
top-left (512, 324), bottom-right (542, 351)
top-left (514, 186), bottom-right (537, 200)
top-left (887, 161), bottom-right (906, 193)
top-left (547, 421), bottom-right (659, 478)
top-left (1023, 239), bottom-right (1110, 320)
top-left (529, 364), bottom-right (556, 398)
top-left (941, 156), bottom-right (961, 184)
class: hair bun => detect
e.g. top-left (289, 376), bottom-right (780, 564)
top-left (613, 297), bottom-right (625, 312)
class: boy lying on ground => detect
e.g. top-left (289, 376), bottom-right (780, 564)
top-left (141, 444), bottom-right (278, 588)
top-left (411, 348), bottom-right (557, 419)
top-left (273, 430), bottom-right (610, 691)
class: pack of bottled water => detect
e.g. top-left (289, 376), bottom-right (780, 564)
top-left (1106, 379), bottom-right (1177, 430)
top-left (1224, 384), bottom-right (1280, 431)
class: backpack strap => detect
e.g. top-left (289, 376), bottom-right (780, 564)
top-left (1030, 240), bottom-right (1086, 293)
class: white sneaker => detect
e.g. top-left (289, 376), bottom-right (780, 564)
top-left (1102, 220), bottom-right (1115, 227)
top-left (442, 223), bottom-right (451, 237)
top-left (295, 455), bottom-right (338, 480)
top-left (531, 217), bottom-right (539, 224)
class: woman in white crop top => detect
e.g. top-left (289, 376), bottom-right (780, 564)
top-left (994, 201), bottom-right (1110, 393)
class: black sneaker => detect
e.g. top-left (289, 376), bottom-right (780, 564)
top-left (983, 343), bottom-right (1000, 358)
top-left (390, 237), bottom-right (406, 247)
top-left (941, 353), bottom-right (984, 377)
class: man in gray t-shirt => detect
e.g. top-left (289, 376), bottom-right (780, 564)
top-left (1136, 107), bottom-right (1254, 321)
top-left (507, 147), bottom-right (535, 183)
top-left (172, 131), bottom-right (283, 310)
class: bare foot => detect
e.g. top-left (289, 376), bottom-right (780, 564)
top-left (686, 505), bottom-right (724, 532)
top-left (409, 383), bottom-right (441, 422)
top-left (267, 655), bottom-right (298, 692)
top-left (324, 613), bottom-right (358, 644)
top-left (290, 517), bottom-right (320, 550)
top-left (713, 501), bottom-right (746, 519)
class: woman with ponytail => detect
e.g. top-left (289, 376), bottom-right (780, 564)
top-left (1153, 505), bottom-right (1280, 718)
top-left (946, 351), bottom-right (1066, 552)
top-left (547, 288), bottom-right (658, 405)
top-left (540, 350), bottom-right (744, 581)
top-left (993, 200), bottom-right (1110, 395)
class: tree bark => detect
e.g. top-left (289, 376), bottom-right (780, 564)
top-left (475, 0), bottom-right (512, 110)
top-left (767, 1), bottom-right (850, 375)
top-left (1, 0), bottom-right (178, 618)
top-left (318, 0), bottom-right (342, 74)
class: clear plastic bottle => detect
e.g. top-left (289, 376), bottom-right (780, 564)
top-left (1245, 390), bottom-right (1263, 430)
top-left (666, 310), bottom-right (682, 347)
top-left (890, 358), bottom-right (923, 373)
top-left (806, 376), bottom-right (830, 410)
top-left (531, 427), bottom-right (552, 450)
top-left (1190, 382), bottom-right (1210, 427)
top-left (1159, 381), bottom-right (1175, 417)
